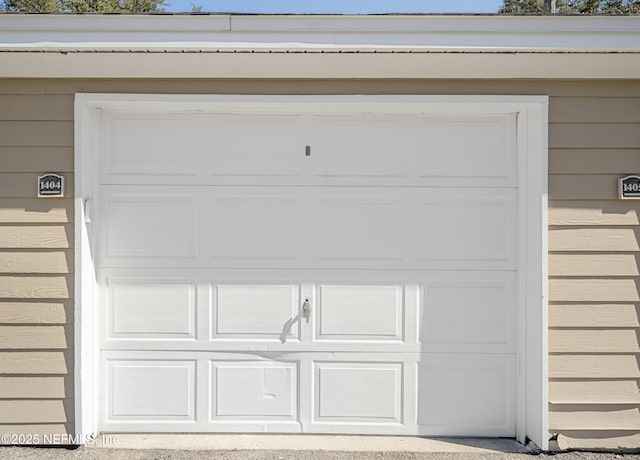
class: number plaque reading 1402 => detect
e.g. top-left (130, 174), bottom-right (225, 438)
top-left (38, 173), bottom-right (65, 198)
top-left (619, 175), bottom-right (640, 200)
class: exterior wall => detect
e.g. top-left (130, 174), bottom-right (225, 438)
top-left (0, 78), bottom-right (638, 448)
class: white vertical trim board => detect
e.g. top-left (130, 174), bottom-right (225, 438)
top-left (74, 93), bottom-right (548, 448)
top-left (74, 98), bottom-right (101, 443)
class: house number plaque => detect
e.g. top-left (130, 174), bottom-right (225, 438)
top-left (619, 175), bottom-right (640, 200)
top-left (38, 173), bottom-right (65, 198)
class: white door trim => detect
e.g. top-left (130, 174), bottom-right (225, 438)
top-left (74, 93), bottom-right (548, 449)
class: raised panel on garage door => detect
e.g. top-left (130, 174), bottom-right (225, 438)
top-left (105, 359), bottom-right (196, 422)
top-left (417, 354), bottom-right (516, 436)
top-left (103, 193), bottom-right (198, 259)
top-left (413, 115), bottom-right (516, 186)
top-left (103, 113), bottom-right (211, 179)
top-left (210, 361), bottom-right (298, 420)
top-left (315, 284), bottom-right (404, 341)
top-left (107, 278), bottom-right (196, 339)
top-left (313, 362), bottom-right (403, 424)
top-left (308, 114), bottom-right (408, 178)
top-left (210, 114), bottom-right (303, 177)
top-left (212, 284), bottom-right (301, 340)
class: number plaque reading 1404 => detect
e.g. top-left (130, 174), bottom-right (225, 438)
top-left (38, 173), bottom-right (65, 198)
top-left (619, 175), bottom-right (640, 200)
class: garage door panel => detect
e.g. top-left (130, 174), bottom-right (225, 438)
top-left (107, 278), bottom-right (196, 339)
top-left (100, 268), bottom-right (516, 353)
top-left (419, 192), bottom-right (516, 267)
top-left (211, 361), bottom-right (298, 420)
top-left (104, 194), bottom-right (197, 259)
top-left (315, 198), bottom-right (405, 261)
top-left (211, 195), bottom-right (304, 260)
top-left (313, 362), bottom-right (403, 424)
top-left (101, 187), bottom-right (514, 270)
top-left (102, 112), bottom-right (515, 189)
top-left (101, 351), bottom-right (514, 434)
top-left (415, 115), bottom-right (516, 186)
top-left (212, 284), bottom-right (300, 340)
top-left (420, 273), bottom-right (516, 353)
top-left (310, 115), bottom-right (407, 178)
top-left (211, 115), bottom-right (303, 177)
top-left (105, 359), bottom-right (196, 421)
top-left (104, 114), bottom-right (210, 178)
top-left (316, 284), bottom-right (404, 341)
top-left (417, 354), bottom-right (515, 436)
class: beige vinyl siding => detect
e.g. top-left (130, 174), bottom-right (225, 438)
top-left (548, 93), bottom-right (640, 450)
top-left (0, 88), bottom-right (74, 440)
top-left (0, 79), bottom-right (638, 448)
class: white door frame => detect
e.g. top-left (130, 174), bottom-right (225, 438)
top-left (74, 93), bottom-right (548, 449)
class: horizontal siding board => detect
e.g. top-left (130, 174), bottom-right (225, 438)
top-left (549, 175), bottom-right (624, 200)
top-left (0, 400), bottom-right (68, 424)
top-left (549, 380), bottom-right (640, 405)
top-left (549, 123), bottom-right (640, 149)
top-left (549, 97), bottom-right (640, 123)
top-left (549, 227), bottom-right (640, 252)
top-left (549, 329), bottom-right (640, 353)
top-left (0, 376), bottom-right (68, 398)
top-left (0, 299), bottom-right (73, 324)
top-left (549, 304), bottom-right (640, 328)
top-left (0, 275), bottom-right (72, 299)
top-left (550, 355), bottom-right (640, 379)
top-left (556, 432), bottom-right (640, 450)
top-left (0, 199), bottom-right (73, 224)
top-left (0, 95), bottom-right (73, 121)
top-left (0, 425), bottom-right (71, 438)
top-left (0, 301), bottom-right (69, 324)
top-left (0, 147), bottom-right (73, 173)
top-left (0, 352), bottom-right (68, 374)
top-left (0, 326), bottom-right (70, 349)
top-left (549, 253), bottom-right (640, 276)
top-left (0, 250), bottom-right (73, 274)
top-left (0, 173), bottom-right (74, 198)
top-left (549, 405), bottom-right (640, 431)
top-left (0, 121), bottom-right (73, 147)
top-left (0, 225), bottom-right (72, 249)
top-left (549, 201), bottom-right (640, 226)
top-left (549, 149), bottom-right (640, 175)
top-left (549, 279), bottom-right (640, 302)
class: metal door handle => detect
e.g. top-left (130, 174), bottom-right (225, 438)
top-left (302, 298), bottom-right (311, 323)
top-left (84, 198), bottom-right (92, 224)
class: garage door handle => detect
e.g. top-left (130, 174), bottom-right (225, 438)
top-left (302, 298), bottom-right (311, 323)
top-left (84, 198), bottom-right (92, 224)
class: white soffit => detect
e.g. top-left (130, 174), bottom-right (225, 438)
top-left (0, 14), bottom-right (639, 78)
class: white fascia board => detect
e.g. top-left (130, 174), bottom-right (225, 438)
top-left (1, 50), bottom-right (640, 79)
top-left (0, 14), bottom-right (639, 52)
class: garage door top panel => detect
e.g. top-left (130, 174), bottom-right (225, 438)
top-left (101, 112), bottom-right (517, 188)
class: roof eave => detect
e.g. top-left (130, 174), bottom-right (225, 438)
top-left (1, 14), bottom-right (639, 79)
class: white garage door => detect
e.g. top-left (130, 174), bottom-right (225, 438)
top-left (95, 97), bottom-right (521, 436)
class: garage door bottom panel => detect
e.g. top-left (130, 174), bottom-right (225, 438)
top-left (101, 351), bottom-right (515, 436)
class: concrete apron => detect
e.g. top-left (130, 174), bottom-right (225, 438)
top-left (90, 435), bottom-right (531, 453)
